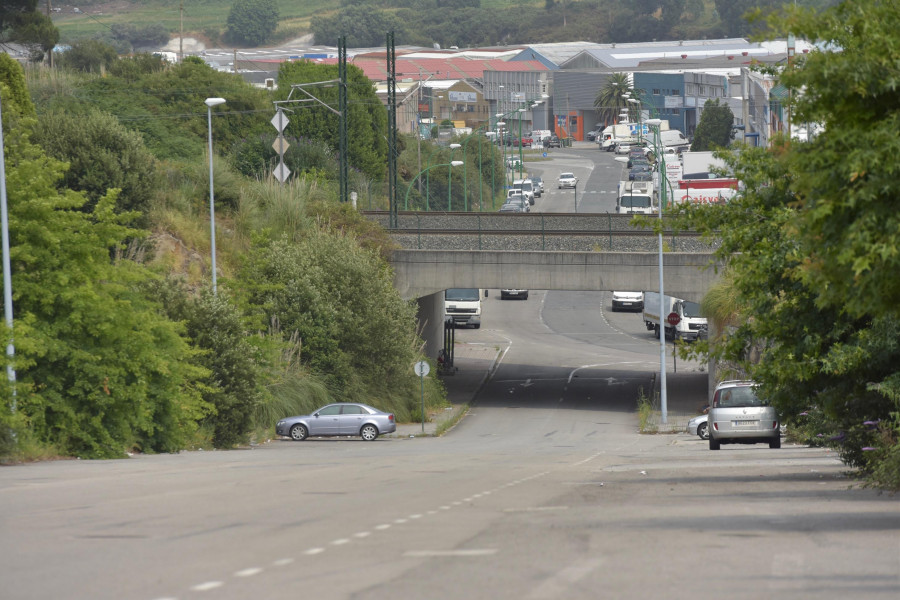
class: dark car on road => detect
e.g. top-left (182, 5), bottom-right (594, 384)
top-left (548, 135), bottom-right (561, 148)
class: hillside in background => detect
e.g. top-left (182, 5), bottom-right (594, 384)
top-left (49, 1), bottom-right (842, 51)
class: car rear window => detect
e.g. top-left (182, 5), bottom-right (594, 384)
top-left (715, 386), bottom-right (764, 408)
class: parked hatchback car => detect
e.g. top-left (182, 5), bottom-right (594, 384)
top-left (276, 403), bottom-right (396, 441)
top-left (548, 135), bottom-right (561, 148)
top-left (708, 381), bottom-right (781, 450)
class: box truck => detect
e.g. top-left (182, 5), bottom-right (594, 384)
top-left (444, 288), bottom-right (485, 329)
top-left (643, 291), bottom-right (708, 342)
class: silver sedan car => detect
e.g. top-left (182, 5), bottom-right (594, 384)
top-left (276, 403), bottom-right (396, 441)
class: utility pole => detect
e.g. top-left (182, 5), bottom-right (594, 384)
top-left (179, 1), bottom-right (184, 62)
top-left (46, 0), bottom-right (53, 68)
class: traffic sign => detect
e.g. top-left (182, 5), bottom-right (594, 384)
top-left (414, 360), bottom-right (430, 377)
top-left (666, 312), bottom-right (681, 326)
top-left (272, 136), bottom-right (290, 155)
top-left (272, 161), bottom-right (291, 183)
top-left (271, 110), bottom-right (288, 133)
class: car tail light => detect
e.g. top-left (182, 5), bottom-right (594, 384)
top-left (389, 414), bottom-right (395, 422)
top-left (713, 422), bottom-right (719, 431)
top-left (772, 421), bottom-right (778, 429)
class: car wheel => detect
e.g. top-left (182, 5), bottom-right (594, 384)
top-left (769, 436), bottom-right (781, 449)
top-left (523, 292), bottom-right (529, 300)
top-left (474, 323), bottom-right (481, 329)
top-left (290, 424), bottom-right (308, 441)
top-left (697, 422), bottom-right (709, 440)
top-left (709, 436), bottom-right (720, 450)
top-left (360, 424), bottom-right (379, 441)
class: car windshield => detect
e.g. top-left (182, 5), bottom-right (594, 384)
top-left (716, 386), bottom-right (765, 408)
top-left (621, 196), bottom-right (652, 208)
top-left (560, 173), bottom-right (574, 179)
top-left (445, 288), bottom-right (480, 301)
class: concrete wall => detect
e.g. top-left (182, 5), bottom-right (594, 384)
top-left (392, 250), bottom-right (720, 302)
top-left (416, 290), bottom-right (445, 359)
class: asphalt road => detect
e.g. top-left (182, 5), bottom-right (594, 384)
top-left (2, 288), bottom-right (898, 600)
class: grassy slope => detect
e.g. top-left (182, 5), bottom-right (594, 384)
top-left (51, 0), bottom-right (551, 45)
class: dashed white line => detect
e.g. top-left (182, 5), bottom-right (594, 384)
top-left (354, 531), bottom-right (371, 538)
top-left (234, 568), bottom-right (262, 577)
top-left (272, 558), bottom-right (294, 567)
top-left (190, 581), bottom-right (223, 592)
top-left (305, 547), bottom-right (325, 555)
top-left (331, 538), bottom-right (350, 546)
top-left (375, 524), bottom-right (391, 530)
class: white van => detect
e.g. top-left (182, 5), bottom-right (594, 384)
top-left (512, 179), bottom-right (535, 205)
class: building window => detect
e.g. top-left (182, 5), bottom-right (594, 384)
top-left (653, 88), bottom-right (660, 95)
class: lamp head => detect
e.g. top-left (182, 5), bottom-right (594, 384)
top-left (449, 143), bottom-right (461, 149)
top-left (646, 118), bottom-right (662, 126)
top-left (496, 121), bottom-right (506, 126)
top-left (627, 98), bottom-right (639, 104)
top-left (205, 97), bottom-right (226, 107)
top-left (450, 160), bottom-right (464, 167)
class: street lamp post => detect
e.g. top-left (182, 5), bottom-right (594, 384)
top-left (646, 118), bottom-right (669, 424)
top-left (448, 143), bottom-right (461, 211)
top-left (204, 97), bottom-right (226, 295)
top-left (405, 161), bottom-right (464, 210)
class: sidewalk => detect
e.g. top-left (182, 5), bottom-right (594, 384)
top-left (394, 342), bottom-right (500, 437)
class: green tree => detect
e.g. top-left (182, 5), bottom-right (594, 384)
top-left (276, 60), bottom-right (388, 181)
top-left (57, 39), bottom-right (119, 73)
top-left (224, 0), bottom-right (279, 47)
top-left (238, 230), bottom-right (422, 413)
top-left (593, 73), bottom-right (632, 127)
top-left (0, 123), bottom-right (211, 459)
top-left (690, 98), bottom-right (734, 151)
top-left (0, 0), bottom-right (58, 62)
top-left (0, 53), bottom-right (35, 117)
top-left (30, 107), bottom-right (161, 221)
top-left (311, 5), bottom-right (405, 47)
top-left (145, 279), bottom-right (262, 449)
top-left (676, 0), bottom-right (900, 489)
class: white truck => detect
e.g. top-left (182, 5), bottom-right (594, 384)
top-left (643, 129), bottom-right (690, 153)
top-left (601, 120), bottom-right (670, 151)
top-left (616, 180), bottom-right (656, 214)
top-left (642, 291), bottom-right (708, 342)
top-left (444, 288), bottom-right (485, 329)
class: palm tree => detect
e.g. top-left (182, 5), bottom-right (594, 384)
top-left (593, 73), bottom-right (632, 127)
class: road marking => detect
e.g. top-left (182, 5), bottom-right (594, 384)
top-left (354, 531), bottom-right (371, 538)
top-left (394, 518), bottom-right (408, 524)
top-left (304, 547), bottom-right (325, 555)
top-left (504, 506), bottom-right (569, 512)
top-left (190, 581), bottom-right (223, 592)
top-left (272, 558), bottom-right (294, 566)
top-left (234, 568), bottom-right (262, 577)
top-left (375, 524), bottom-right (391, 530)
top-left (331, 538), bottom-right (350, 545)
top-left (404, 549), bottom-right (498, 557)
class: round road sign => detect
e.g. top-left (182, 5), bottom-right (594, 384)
top-left (414, 360), bottom-right (430, 377)
top-left (666, 312), bottom-right (681, 326)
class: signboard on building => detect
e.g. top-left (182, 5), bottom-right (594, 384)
top-left (664, 96), bottom-right (684, 108)
top-left (449, 91), bottom-right (477, 103)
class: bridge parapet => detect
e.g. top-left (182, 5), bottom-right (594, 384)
top-left (391, 249), bottom-right (721, 302)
